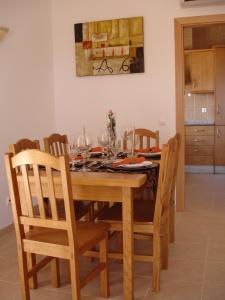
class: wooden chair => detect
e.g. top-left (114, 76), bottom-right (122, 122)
top-left (9, 138), bottom-right (40, 155)
top-left (8, 138), bottom-right (48, 289)
top-left (97, 136), bottom-right (175, 292)
top-left (122, 128), bottom-right (159, 153)
top-left (134, 128), bottom-right (159, 149)
top-left (44, 133), bottom-right (94, 221)
top-left (5, 149), bottom-right (110, 300)
top-left (8, 137), bottom-right (91, 287)
top-left (169, 133), bottom-right (182, 243)
top-left (44, 133), bottom-right (68, 156)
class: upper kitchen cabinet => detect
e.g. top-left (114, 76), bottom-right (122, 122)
top-left (215, 47), bottom-right (225, 125)
top-left (185, 49), bottom-right (215, 93)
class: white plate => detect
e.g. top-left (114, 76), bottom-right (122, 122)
top-left (136, 152), bottom-right (161, 157)
top-left (118, 161), bottom-right (153, 169)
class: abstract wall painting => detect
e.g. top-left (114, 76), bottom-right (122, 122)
top-left (74, 16), bottom-right (144, 77)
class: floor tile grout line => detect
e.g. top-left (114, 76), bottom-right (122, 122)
top-left (38, 286), bottom-right (71, 295)
top-left (162, 257), bottom-right (209, 263)
top-left (0, 279), bottom-right (20, 285)
top-left (169, 241), bottom-right (211, 246)
top-left (205, 259), bottom-right (225, 264)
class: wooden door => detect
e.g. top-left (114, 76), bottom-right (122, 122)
top-left (215, 125), bottom-right (225, 166)
top-left (215, 47), bottom-right (225, 125)
top-left (191, 50), bottom-right (214, 92)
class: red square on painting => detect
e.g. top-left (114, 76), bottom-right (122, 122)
top-left (83, 41), bottom-right (92, 49)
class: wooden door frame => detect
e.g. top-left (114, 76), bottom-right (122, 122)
top-left (175, 14), bottom-right (225, 211)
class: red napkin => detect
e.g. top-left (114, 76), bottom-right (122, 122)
top-left (134, 147), bottom-right (161, 153)
top-left (112, 157), bottom-right (145, 167)
top-left (150, 146), bottom-right (161, 153)
top-left (90, 147), bottom-right (103, 152)
top-left (134, 148), bottom-right (150, 153)
top-left (70, 154), bottom-right (82, 161)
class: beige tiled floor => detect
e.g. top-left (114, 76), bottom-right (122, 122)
top-left (1, 173), bottom-right (225, 299)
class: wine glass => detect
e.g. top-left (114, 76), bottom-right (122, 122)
top-left (97, 130), bottom-right (110, 146)
top-left (77, 132), bottom-right (92, 172)
top-left (97, 130), bottom-right (112, 159)
top-left (111, 138), bottom-right (122, 159)
top-left (120, 125), bottom-right (132, 152)
top-left (67, 139), bottom-right (78, 171)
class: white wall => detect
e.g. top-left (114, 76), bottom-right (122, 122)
top-left (52, 0), bottom-right (225, 144)
top-left (1, 0), bottom-right (225, 230)
top-left (0, 0), bottom-right (55, 229)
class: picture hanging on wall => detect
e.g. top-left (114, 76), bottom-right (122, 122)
top-left (74, 16), bottom-right (144, 76)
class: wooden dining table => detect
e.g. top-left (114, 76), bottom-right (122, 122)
top-left (17, 169), bottom-right (147, 300)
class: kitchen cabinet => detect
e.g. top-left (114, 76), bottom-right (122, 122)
top-left (185, 125), bottom-right (214, 166)
top-left (185, 50), bottom-right (215, 93)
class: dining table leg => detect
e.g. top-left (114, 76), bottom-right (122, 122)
top-left (122, 187), bottom-right (134, 300)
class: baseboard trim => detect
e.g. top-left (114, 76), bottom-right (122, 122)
top-left (0, 223), bottom-right (14, 237)
top-left (185, 165), bottom-right (225, 174)
top-left (215, 166), bottom-right (225, 174)
top-left (185, 165), bottom-right (214, 173)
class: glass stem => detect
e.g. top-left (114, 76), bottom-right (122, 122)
top-left (82, 152), bottom-right (87, 171)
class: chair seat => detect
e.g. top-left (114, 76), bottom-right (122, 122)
top-left (25, 221), bottom-right (110, 254)
top-left (98, 200), bottom-right (155, 223)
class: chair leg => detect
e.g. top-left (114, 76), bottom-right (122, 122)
top-left (99, 233), bottom-right (110, 298)
top-left (51, 258), bottom-right (60, 287)
top-left (69, 256), bottom-right (81, 300)
top-left (89, 203), bottom-right (95, 221)
top-left (161, 228), bottom-right (169, 270)
top-left (115, 231), bottom-right (123, 264)
top-left (116, 232), bottom-right (123, 253)
top-left (152, 231), bottom-right (160, 292)
top-left (169, 201), bottom-right (175, 243)
top-left (162, 211), bottom-right (170, 270)
top-left (27, 253), bottom-right (37, 289)
top-left (18, 250), bottom-right (30, 300)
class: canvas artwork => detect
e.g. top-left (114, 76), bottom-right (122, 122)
top-left (74, 16), bottom-right (144, 76)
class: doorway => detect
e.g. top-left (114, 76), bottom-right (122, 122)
top-left (175, 14), bottom-right (225, 211)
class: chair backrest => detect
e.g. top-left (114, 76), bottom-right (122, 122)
top-left (153, 136), bottom-right (175, 225)
top-left (8, 138), bottom-right (40, 174)
top-left (4, 149), bottom-right (77, 253)
top-left (170, 133), bottom-right (182, 201)
top-left (134, 128), bottom-right (159, 149)
top-left (9, 138), bottom-right (40, 154)
top-left (44, 133), bottom-right (68, 156)
top-left (172, 133), bottom-right (181, 186)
